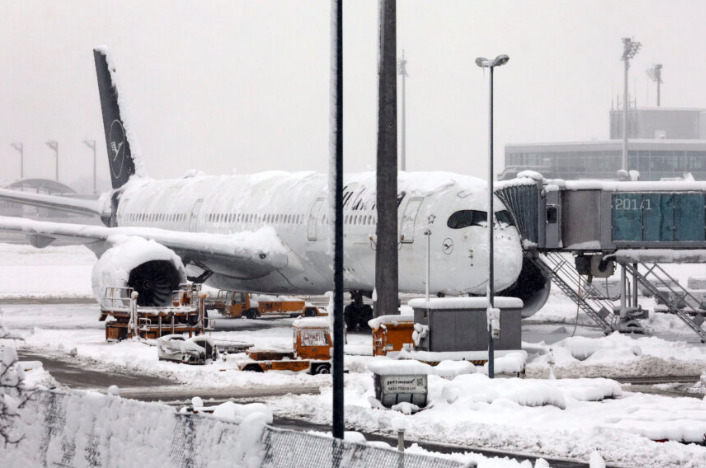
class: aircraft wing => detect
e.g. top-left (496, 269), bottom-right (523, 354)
top-left (0, 188), bottom-right (107, 217)
top-left (0, 216), bottom-right (288, 279)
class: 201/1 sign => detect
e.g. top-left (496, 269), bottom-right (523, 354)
top-left (614, 197), bottom-right (652, 211)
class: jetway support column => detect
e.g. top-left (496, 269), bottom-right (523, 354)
top-left (620, 264), bottom-right (627, 319)
top-left (632, 262), bottom-right (639, 309)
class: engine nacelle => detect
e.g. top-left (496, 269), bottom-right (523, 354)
top-left (92, 237), bottom-right (186, 307)
top-left (497, 256), bottom-right (552, 318)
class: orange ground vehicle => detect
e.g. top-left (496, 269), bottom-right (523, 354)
top-left (238, 317), bottom-right (333, 374)
top-left (369, 314), bottom-right (415, 356)
top-left (204, 290), bottom-right (306, 319)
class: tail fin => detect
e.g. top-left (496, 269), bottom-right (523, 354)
top-left (93, 47), bottom-right (141, 189)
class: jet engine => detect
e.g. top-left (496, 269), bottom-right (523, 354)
top-left (496, 256), bottom-right (551, 318)
top-left (92, 237), bottom-right (186, 307)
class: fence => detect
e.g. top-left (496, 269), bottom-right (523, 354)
top-left (3, 388), bottom-right (469, 468)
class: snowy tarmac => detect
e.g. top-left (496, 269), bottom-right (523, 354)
top-left (3, 244), bottom-right (706, 467)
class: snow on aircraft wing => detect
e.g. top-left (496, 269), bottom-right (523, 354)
top-left (0, 216), bottom-right (288, 279)
top-left (0, 188), bottom-right (107, 217)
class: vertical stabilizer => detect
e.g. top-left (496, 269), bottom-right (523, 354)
top-left (93, 47), bottom-right (143, 189)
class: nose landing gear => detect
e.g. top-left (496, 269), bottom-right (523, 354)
top-left (344, 290), bottom-right (373, 331)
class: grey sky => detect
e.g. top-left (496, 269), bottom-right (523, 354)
top-left (1, 0), bottom-right (705, 189)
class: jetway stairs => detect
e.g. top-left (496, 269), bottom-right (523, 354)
top-left (532, 252), bottom-right (619, 335)
top-left (623, 263), bottom-right (706, 342)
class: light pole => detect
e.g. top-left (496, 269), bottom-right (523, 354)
top-left (647, 64), bottom-right (663, 107)
top-left (46, 141), bottom-right (59, 182)
top-left (398, 50), bottom-right (408, 171)
top-left (475, 54), bottom-right (509, 379)
top-left (10, 143), bottom-right (23, 179)
top-left (621, 37), bottom-right (641, 171)
top-left (84, 139), bottom-right (97, 194)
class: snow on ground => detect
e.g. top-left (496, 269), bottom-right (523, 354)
top-left (526, 332), bottom-right (706, 378)
top-left (0, 244), bottom-right (95, 299)
top-left (3, 244), bottom-right (706, 467)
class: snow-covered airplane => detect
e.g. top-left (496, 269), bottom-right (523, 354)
top-left (0, 48), bottom-right (550, 327)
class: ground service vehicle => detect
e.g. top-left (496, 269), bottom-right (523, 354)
top-left (100, 283), bottom-right (208, 341)
top-left (238, 317), bottom-right (332, 374)
top-left (204, 290), bottom-right (305, 319)
top-left (157, 335), bottom-right (218, 365)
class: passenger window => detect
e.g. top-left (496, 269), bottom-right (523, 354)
top-left (447, 210), bottom-right (487, 229)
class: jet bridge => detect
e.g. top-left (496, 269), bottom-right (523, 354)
top-left (496, 173), bottom-right (706, 341)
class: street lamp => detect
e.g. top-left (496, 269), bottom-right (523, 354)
top-left (475, 54), bottom-right (509, 379)
top-left (10, 143), bottom-right (23, 179)
top-left (398, 50), bottom-right (408, 171)
top-left (646, 64), bottom-right (663, 107)
top-left (84, 139), bottom-right (97, 194)
top-left (621, 37), bottom-right (641, 171)
top-left (46, 141), bottom-right (59, 182)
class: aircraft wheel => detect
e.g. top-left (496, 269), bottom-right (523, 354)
top-left (344, 304), bottom-right (358, 331)
top-left (242, 364), bottom-right (264, 372)
top-left (358, 304), bottom-right (373, 330)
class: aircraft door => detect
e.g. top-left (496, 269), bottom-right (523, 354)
top-left (400, 197), bottom-right (423, 243)
top-left (307, 198), bottom-right (324, 241)
top-left (189, 198), bottom-right (204, 232)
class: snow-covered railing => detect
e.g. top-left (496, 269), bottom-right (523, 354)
top-left (102, 286), bottom-right (135, 311)
top-left (3, 388), bottom-right (467, 468)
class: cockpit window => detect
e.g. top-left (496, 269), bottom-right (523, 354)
top-left (496, 210), bottom-right (516, 227)
top-left (447, 210), bottom-right (487, 229)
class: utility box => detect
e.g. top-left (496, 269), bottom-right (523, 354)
top-left (408, 297), bottom-right (523, 352)
top-left (368, 314), bottom-right (415, 356)
top-left (367, 360), bottom-right (430, 408)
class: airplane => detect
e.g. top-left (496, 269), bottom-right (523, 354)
top-left (0, 47), bottom-right (550, 329)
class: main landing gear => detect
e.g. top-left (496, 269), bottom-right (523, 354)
top-left (344, 290), bottom-right (373, 331)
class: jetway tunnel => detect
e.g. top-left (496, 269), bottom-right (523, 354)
top-left (495, 174), bottom-right (706, 341)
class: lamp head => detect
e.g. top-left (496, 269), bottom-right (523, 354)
top-left (475, 57), bottom-right (489, 68)
top-left (492, 54), bottom-right (509, 67)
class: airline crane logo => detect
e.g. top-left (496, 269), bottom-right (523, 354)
top-left (442, 238), bottom-right (454, 255)
top-left (108, 119), bottom-right (127, 179)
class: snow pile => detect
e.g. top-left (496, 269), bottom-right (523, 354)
top-left (3, 388), bottom-right (268, 467)
top-left (439, 374), bottom-right (568, 409)
top-left (432, 360), bottom-right (477, 379)
top-left (527, 332), bottom-right (706, 378)
top-left (483, 351), bottom-right (527, 375)
top-left (547, 378), bottom-right (622, 401)
top-left (209, 401), bottom-right (273, 425)
top-left (601, 392), bottom-right (706, 443)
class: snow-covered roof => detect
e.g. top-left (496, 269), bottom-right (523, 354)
top-left (292, 317), bottom-right (330, 329)
top-left (367, 359), bottom-right (433, 375)
top-left (408, 297), bottom-right (524, 310)
top-left (368, 314), bottom-right (414, 330)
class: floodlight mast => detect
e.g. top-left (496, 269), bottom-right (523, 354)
top-left (84, 139), bottom-right (97, 194)
top-left (398, 50), bottom-right (408, 171)
top-left (621, 37), bottom-right (641, 172)
top-left (10, 143), bottom-right (23, 179)
top-left (647, 64), bottom-right (663, 107)
top-left (46, 140), bottom-right (59, 182)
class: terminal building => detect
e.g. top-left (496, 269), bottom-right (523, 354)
top-left (501, 108), bottom-right (706, 181)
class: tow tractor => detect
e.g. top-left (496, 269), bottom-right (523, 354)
top-left (204, 290), bottom-right (310, 319)
top-left (238, 317), bottom-right (333, 374)
top-left (100, 283), bottom-right (209, 341)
